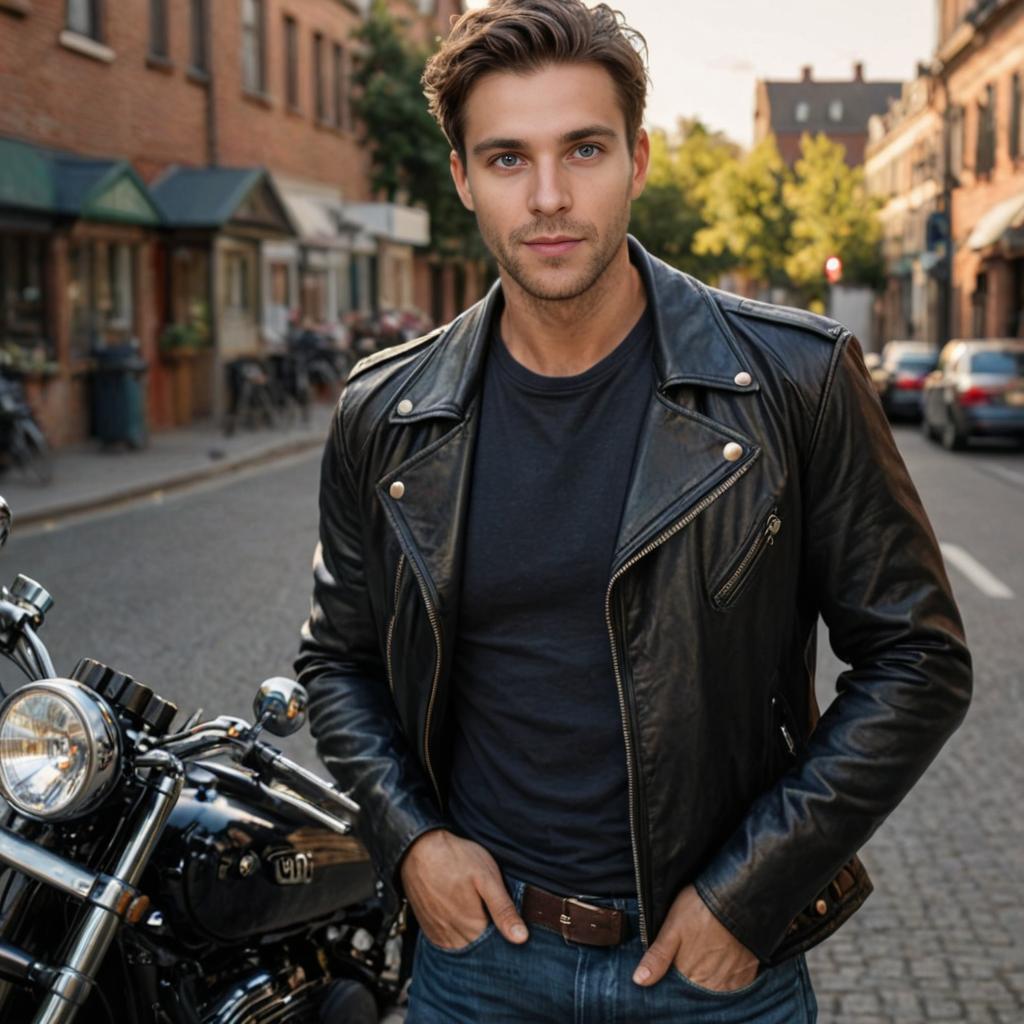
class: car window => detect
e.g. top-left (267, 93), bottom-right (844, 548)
top-left (969, 351), bottom-right (1024, 375)
top-left (896, 355), bottom-right (937, 372)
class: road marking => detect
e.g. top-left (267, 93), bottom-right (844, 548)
top-left (940, 543), bottom-right (1015, 599)
top-left (981, 462), bottom-right (1024, 489)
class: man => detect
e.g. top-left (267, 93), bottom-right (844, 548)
top-left (295, 1), bottom-right (972, 1020)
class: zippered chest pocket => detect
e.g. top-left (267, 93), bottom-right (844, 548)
top-left (711, 506), bottom-right (782, 609)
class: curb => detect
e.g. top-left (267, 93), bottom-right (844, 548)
top-left (15, 433), bottom-right (325, 530)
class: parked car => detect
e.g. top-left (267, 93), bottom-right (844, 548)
top-left (876, 341), bottom-right (939, 421)
top-left (921, 338), bottom-right (1024, 450)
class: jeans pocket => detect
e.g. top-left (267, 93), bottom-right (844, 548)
top-left (419, 919), bottom-right (497, 956)
top-left (668, 961), bottom-right (773, 998)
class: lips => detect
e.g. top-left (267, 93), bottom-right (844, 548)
top-left (523, 237), bottom-right (582, 257)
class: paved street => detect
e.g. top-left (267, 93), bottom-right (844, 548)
top-left (1, 423), bottom-right (1021, 1022)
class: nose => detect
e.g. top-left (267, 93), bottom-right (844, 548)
top-left (528, 156), bottom-right (572, 219)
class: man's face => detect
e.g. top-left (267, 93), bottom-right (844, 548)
top-left (451, 62), bottom-right (649, 303)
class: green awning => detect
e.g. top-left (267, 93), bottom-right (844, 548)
top-left (0, 136), bottom-right (161, 225)
top-left (150, 166), bottom-right (296, 235)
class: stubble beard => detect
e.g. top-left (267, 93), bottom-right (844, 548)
top-left (477, 198), bottom-right (632, 307)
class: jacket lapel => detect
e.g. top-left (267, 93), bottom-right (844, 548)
top-left (611, 240), bottom-right (761, 571)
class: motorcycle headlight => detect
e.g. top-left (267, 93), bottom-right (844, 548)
top-left (0, 679), bottom-right (121, 820)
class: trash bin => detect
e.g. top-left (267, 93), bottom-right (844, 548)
top-left (91, 343), bottom-right (149, 448)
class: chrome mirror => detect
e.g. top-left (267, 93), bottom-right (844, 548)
top-left (0, 496), bottom-right (10, 549)
top-left (253, 677), bottom-right (308, 737)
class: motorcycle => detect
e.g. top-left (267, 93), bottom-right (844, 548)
top-left (0, 496), bottom-right (411, 1023)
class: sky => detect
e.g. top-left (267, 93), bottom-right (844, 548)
top-left (463, 0), bottom-right (937, 147)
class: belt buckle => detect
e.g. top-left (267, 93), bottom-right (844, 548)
top-left (559, 896), bottom-right (593, 945)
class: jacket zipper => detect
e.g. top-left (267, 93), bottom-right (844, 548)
top-left (604, 453), bottom-right (758, 947)
top-left (402, 552), bottom-right (445, 809)
top-left (385, 554), bottom-right (406, 701)
top-left (713, 511), bottom-right (782, 607)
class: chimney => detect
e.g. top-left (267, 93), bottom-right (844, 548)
top-left (801, 65), bottom-right (813, 82)
top-left (853, 61), bottom-right (865, 82)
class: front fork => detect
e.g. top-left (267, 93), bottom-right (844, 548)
top-left (0, 757), bottom-right (183, 1024)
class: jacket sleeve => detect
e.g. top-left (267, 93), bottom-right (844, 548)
top-left (294, 396), bottom-right (448, 902)
top-left (694, 331), bottom-right (973, 962)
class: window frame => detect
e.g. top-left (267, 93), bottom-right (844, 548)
top-left (284, 15), bottom-right (299, 110)
top-left (148, 0), bottom-right (169, 60)
top-left (66, 0), bottom-right (103, 42)
top-left (189, 0), bottom-right (209, 75)
top-left (313, 30), bottom-right (326, 123)
top-left (241, 0), bottom-right (266, 96)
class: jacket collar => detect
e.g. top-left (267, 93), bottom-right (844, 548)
top-left (390, 236), bottom-right (758, 425)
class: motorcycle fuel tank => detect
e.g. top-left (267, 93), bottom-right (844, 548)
top-left (149, 761), bottom-right (376, 945)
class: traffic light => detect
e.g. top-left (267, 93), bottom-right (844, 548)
top-left (825, 255), bottom-right (843, 284)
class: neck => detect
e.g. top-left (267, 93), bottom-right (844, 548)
top-left (498, 240), bottom-right (647, 376)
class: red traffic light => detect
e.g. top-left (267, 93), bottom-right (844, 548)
top-left (825, 255), bottom-right (843, 284)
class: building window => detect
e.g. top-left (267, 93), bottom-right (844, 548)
top-left (67, 0), bottom-right (102, 41)
top-left (333, 42), bottom-right (346, 129)
top-left (313, 32), bottom-right (326, 122)
top-left (149, 0), bottom-right (168, 59)
top-left (828, 99), bottom-right (843, 122)
top-left (190, 0), bottom-right (209, 74)
top-left (0, 234), bottom-right (51, 363)
top-left (224, 251), bottom-right (252, 312)
top-left (950, 104), bottom-right (965, 179)
top-left (976, 84), bottom-right (996, 176)
top-left (1011, 73), bottom-right (1022, 160)
top-left (972, 272), bottom-right (988, 339)
top-left (68, 240), bottom-right (136, 359)
top-left (284, 16), bottom-right (299, 109)
top-left (241, 0), bottom-right (265, 94)
top-left (795, 101), bottom-right (810, 123)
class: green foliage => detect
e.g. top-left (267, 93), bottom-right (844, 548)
top-left (350, 1), bottom-right (483, 260)
top-left (784, 134), bottom-right (884, 300)
top-left (630, 120), bottom-right (739, 280)
top-left (694, 136), bottom-right (794, 288)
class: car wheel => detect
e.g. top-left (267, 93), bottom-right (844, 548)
top-left (941, 412), bottom-right (967, 452)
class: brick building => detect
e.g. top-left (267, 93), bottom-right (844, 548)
top-left (0, 0), bottom-right (472, 446)
top-left (938, 0), bottom-right (1024, 340)
top-left (865, 71), bottom-right (945, 344)
top-left (866, 0), bottom-right (1024, 346)
top-left (754, 64), bottom-right (902, 167)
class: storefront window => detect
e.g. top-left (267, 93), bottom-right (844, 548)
top-left (224, 251), bottom-right (252, 312)
top-left (0, 234), bottom-right (51, 366)
top-left (68, 239), bottom-right (136, 359)
top-left (169, 245), bottom-right (211, 344)
top-left (301, 268), bottom-right (328, 322)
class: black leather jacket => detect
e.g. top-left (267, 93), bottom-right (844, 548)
top-left (295, 238), bottom-right (972, 965)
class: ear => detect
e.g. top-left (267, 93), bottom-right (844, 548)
top-left (630, 127), bottom-right (651, 201)
top-left (450, 150), bottom-right (475, 212)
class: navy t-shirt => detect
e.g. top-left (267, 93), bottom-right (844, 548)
top-left (446, 305), bottom-right (655, 896)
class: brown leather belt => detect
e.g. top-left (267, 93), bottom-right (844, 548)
top-left (521, 883), bottom-right (627, 947)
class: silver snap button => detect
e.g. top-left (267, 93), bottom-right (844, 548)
top-left (397, 399), bottom-right (414, 415)
top-left (389, 481), bottom-right (406, 499)
top-left (722, 442), bottom-right (743, 462)
top-left (734, 371), bottom-right (752, 387)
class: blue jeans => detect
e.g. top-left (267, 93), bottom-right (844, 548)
top-left (407, 871), bottom-right (817, 1023)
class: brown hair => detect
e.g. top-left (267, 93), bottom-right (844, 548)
top-left (422, 0), bottom-right (649, 162)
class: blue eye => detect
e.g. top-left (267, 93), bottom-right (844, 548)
top-left (576, 144), bottom-right (600, 159)
top-left (495, 153), bottom-right (521, 168)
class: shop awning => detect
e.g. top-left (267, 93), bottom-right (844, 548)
top-left (966, 192), bottom-right (1024, 251)
top-left (272, 176), bottom-right (360, 250)
top-left (151, 166), bottom-right (297, 236)
top-left (345, 202), bottom-right (431, 247)
top-left (0, 135), bottom-right (161, 225)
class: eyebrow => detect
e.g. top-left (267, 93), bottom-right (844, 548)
top-left (471, 124), bottom-right (619, 157)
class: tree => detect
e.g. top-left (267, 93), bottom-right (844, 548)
top-left (784, 134), bottom-right (884, 301)
top-left (630, 120), bottom-right (739, 281)
top-left (694, 136), bottom-right (794, 289)
top-left (350, 1), bottom-right (483, 260)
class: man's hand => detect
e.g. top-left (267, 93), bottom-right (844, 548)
top-left (399, 829), bottom-right (529, 949)
top-left (632, 884), bottom-right (759, 990)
